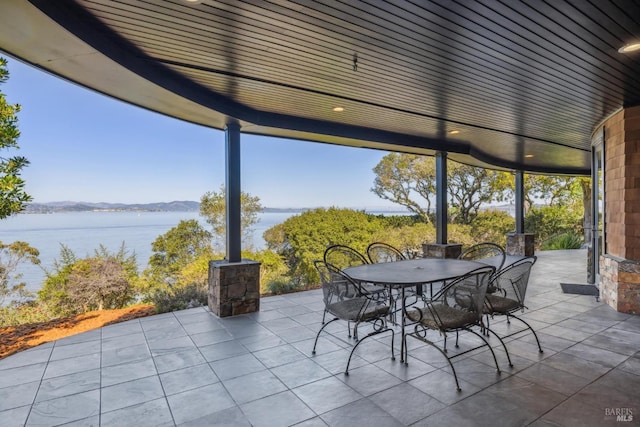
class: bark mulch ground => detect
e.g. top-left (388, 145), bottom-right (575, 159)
top-left (0, 305), bottom-right (156, 360)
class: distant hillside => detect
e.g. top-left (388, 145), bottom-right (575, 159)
top-left (24, 201), bottom-right (200, 213)
top-left (22, 203), bottom-right (409, 214)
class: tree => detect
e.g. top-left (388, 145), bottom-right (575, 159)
top-left (372, 153), bottom-right (511, 224)
top-left (200, 185), bottom-right (263, 250)
top-left (0, 240), bottom-right (40, 306)
top-left (511, 174), bottom-right (590, 247)
top-left (372, 153), bottom-right (436, 223)
top-left (264, 207), bottom-right (386, 285)
top-left (524, 204), bottom-right (583, 248)
top-left (142, 219), bottom-right (214, 293)
top-left (448, 163), bottom-right (511, 223)
top-left (66, 256), bottom-right (133, 311)
top-left (469, 210), bottom-right (515, 247)
top-left (0, 57), bottom-right (31, 218)
top-left (39, 243), bottom-right (137, 315)
top-left (523, 175), bottom-right (584, 211)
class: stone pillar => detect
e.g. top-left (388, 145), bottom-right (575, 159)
top-left (422, 243), bottom-right (462, 259)
top-left (208, 259), bottom-right (261, 317)
top-left (505, 233), bottom-right (535, 256)
top-left (600, 255), bottom-right (640, 314)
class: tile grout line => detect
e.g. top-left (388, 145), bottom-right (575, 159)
top-left (141, 313), bottom-right (178, 427)
top-left (23, 340), bottom-right (55, 425)
top-left (98, 323), bottom-right (103, 426)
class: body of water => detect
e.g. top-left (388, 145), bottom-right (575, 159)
top-left (1, 211), bottom-right (296, 293)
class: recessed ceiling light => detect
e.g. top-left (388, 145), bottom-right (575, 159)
top-left (618, 42), bottom-right (640, 53)
top-left (332, 106), bottom-right (344, 112)
top-left (525, 154), bottom-right (534, 158)
top-left (449, 130), bottom-right (460, 135)
top-left (184, 0), bottom-right (202, 3)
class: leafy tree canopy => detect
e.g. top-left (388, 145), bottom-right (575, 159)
top-left (200, 185), bottom-right (263, 250)
top-left (372, 153), bottom-right (511, 224)
top-left (0, 240), bottom-right (40, 306)
top-left (0, 58), bottom-right (31, 218)
top-left (522, 175), bottom-right (588, 210)
top-left (142, 219), bottom-right (214, 294)
top-left (39, 243), bottom-right (137, 316)
top-left (264, 207), bottom-right (386, 285)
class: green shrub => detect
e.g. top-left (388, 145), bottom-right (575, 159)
top-left (152, 282), bottom-right (208, 314)
top-left (0, 302), bottom-right (52, 328)
top-left (470, 210), bottom-right (515, 247)
top-left (525, 205), bottom-right (582, 248)
top-left (265, 278), bottom-right (301, 295)
top-left (39, 244), bottom-right (138, 316)
top-left (541, 233), bottom-right (584, 250)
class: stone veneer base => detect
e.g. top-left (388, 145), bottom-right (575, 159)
top-left (600, 254), bottom-right (640, 315)
top-left (506, 233), bottom-right (535, 256)
top-left (422, 243), bottom-right (462, 259)
top-left (208, 259), bottom-right (261, 317)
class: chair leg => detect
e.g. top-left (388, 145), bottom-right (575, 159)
top-left (406, 333), bottom-right (461, 391)
top-left (508, 313), bottom-right (544, 353)
top-left (483, 326), bottom-right (514, 368)
top-left (465, 327), bottom-right (502, 374)
top-left (483, 314), bottom-right (491, 336)
top-left (402, 331), bottom-right (408, 365)
top-left (312, 318), bottom-right (339, 355)
top-left (345, 327), bottom-right (395, 375)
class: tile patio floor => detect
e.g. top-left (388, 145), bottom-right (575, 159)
top-left (1, 249), bottom-right (639, 426)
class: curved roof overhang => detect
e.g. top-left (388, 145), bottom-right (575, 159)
top-left (2, 0), bottom-right (640, 175)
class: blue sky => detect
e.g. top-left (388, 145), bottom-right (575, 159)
top-left (2, 57), bottom-right (397, 209)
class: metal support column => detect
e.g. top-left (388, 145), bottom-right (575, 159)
top-left (436, 151), bottom-right (447, 244)
top-left (225, 121), bottom-right (241, 263)
top-left (515, 170), bottom-right (525, 234)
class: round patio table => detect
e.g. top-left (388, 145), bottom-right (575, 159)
top-left (344, 258), bottom-right (491, 363)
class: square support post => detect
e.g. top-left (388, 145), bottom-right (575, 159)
top-left (225, 121), bottom-right (242, 263)
top-left (515, 170), bottom-right (525, 234)
top-left (435, 151), bottom-right (448, 244)
top-left (208, 259), bottom-right (261, 317)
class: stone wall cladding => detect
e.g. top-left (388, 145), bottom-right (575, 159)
top-left (506, 233), bottom-right (535, 256)
top-left (208, 259), bottom-right (261, 317)
top-left (604, 106), bottom-right (640, 260)
top-left (598, 106), bottom-right (640, 314)
top-left (600, 254), bottom-right (640, 314)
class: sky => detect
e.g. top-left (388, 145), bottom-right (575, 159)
top-left (2, 57), bottom-right (398, 209)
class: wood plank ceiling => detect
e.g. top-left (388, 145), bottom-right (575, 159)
top-left (2, 0), bottom-right (640, 174)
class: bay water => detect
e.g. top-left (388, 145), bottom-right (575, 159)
top-left (1, 211), bottom-right (296, 293)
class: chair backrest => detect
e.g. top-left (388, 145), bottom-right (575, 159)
top-left (367, 242), bottom-right (406, 263)
top-left (323, 244), bottom-right (369, 270)
top-left (432, 266), bottom-right (495, 324)
top-left (490, 256), bottom-right (537, 306)
top-left (314, 260), bottom-right (363, 306)
top-left (459, 242), bottom-right (506, 271)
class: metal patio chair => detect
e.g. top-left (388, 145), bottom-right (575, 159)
top-left (459, 242), bottom-right (506, 293)
top-left (403, 265), bottom-right (500, 391)
top-left (324, 244), bottom-right (388, 299)
top-left (312, 260), bottom-right (395, 374)
top-left (484, 256), bottom-right (542, 353)
top-left (366, 242), bottom-right (414, 322)
top-left (366, 242), bottom-right (406, 263)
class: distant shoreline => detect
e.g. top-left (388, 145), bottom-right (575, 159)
top-left (22, 202), bottom-right (411, 215)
